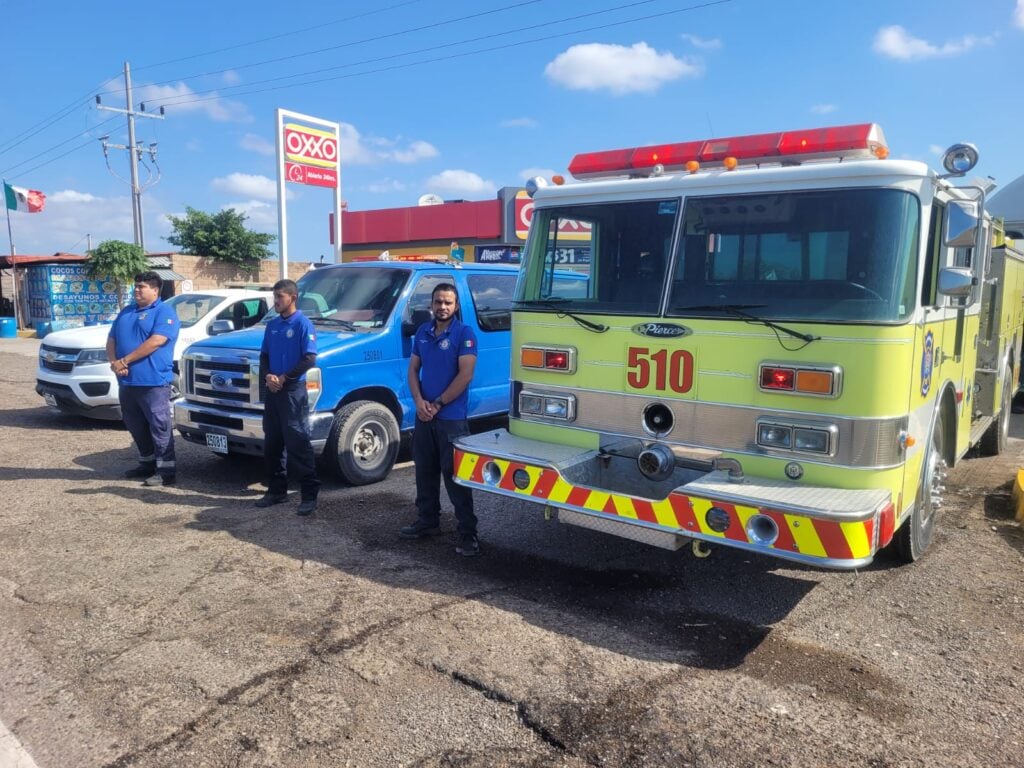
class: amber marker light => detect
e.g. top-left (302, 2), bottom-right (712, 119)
top-left (795, 369), bottom-right (834, 395)
top-left (551, 174), bottom-right (565, 185)
top-left (521, 348), bottom-right (544, 368)
top-left (873, 145), bottom-right (889, 159)
top-left (686, 160), bottom-right (700, 174)
top-left (723, 156), bottom-right (738, 170)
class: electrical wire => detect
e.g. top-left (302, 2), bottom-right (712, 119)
top-left (132, 0), bottom-right (428, 72)
top-left (0, 73), bottom-right (122, 158)
top-left (100, 0), bottom-right (547, 94)
top-left (150, 0), bottom-right (731, 112)
top-left (143, 0), bottom-right (679, 107)
top-left (3, 138), bottom-right (97, 181)
top-left (0, 115), bottom-right (120, 178)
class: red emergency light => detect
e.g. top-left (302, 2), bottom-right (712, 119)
top-left (568, 123), bottom-right (888, 179)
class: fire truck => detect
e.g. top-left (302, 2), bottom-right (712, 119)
top-left (453, 123), bottom-right (1024, 569)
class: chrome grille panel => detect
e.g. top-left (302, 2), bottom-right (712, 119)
top-left (513, 382), bottom-right (906, 468)
top-left (182, 349), bottom-right (263, 410)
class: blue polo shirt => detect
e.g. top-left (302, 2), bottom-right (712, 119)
top-left (109, 298), bottom-right (179, 387)
top-left (412, 317), bottom-right (477, 420)
top-left (261, 311), bottom-right (317, 380)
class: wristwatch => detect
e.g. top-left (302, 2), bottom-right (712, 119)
top-left (433, 397), bottom-right (444, 408)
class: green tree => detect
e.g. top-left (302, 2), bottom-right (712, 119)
top-left (165, 206), bottom-right (275, 266)
top-left (85, 240), bottom-right (149, 308)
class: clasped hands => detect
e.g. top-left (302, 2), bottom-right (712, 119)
top-left (415, 397), bottom-right (441, 422)
top-left (265, 373), bottom-right (286, 393)
top-left (110, 358), bottom-right (129, 377)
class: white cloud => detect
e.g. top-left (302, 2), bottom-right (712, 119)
top-left (545, 42), bottom-right (699, 95)
top-left (389, 140), bottom-right (439, 164)
top-left (929, 144), bottom-right (945, 156)
top-left (500, 117), bottom-right (538, 128)
top-left (222, 200), bottom-right (277, 232)
top-left (367, 179), bottom-right (408, 194)
top-left (240, 133), bottom-right (275, 156)
top-left (134, 82), bottom-right (251, 123)
top-left (222, 70), bottom-right (241, 85)
top-left (519, 167), bottom-right (559, 181)
top-left (810, 103), bottom-right (837, 114)
top-left (1016, 1), bottom-right (1024, 29)
top-left (872, 25), bottom-right (994, 61)
top-left (336, 123), bottom-right (437, 165)
top-left (680, 33), bottom-right (721, 50)
top-left (8, 190), bottom-right (140, 254)
top-left (211, 172), bottom-right (277, 200)
top-left (424, 170), bottom-right (496, 199)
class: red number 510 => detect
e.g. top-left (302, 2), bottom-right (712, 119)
top-left (626, 347), bottom-right (694, 393)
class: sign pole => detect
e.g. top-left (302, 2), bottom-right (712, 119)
top-left (3, 179), bottom-right (21, 330)
top-left (275, 108), bottom-right (289, 280)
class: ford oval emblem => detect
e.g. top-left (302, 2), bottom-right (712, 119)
top-left (632, 322), bottom-right (691, 339)
top-left (210, 373), bottom-right (229, 388)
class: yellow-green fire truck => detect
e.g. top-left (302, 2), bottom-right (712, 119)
top-left (453, 123), bottom-right (1024, 569)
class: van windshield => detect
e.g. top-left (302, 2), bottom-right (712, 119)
top-left (279, 267), bottom-right (410, 330)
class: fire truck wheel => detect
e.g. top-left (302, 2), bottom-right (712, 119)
top-left (978, 369), bottom-right (1013, 456)
top-left (896, 409), bottom-right (946, 562)
top-left (326, 400), bottom-right (400, 486)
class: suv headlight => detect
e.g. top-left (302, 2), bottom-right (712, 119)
top-left (305, 367), bottom-right (322, 410)
top-left (77, 348), bottom-right (109, 365)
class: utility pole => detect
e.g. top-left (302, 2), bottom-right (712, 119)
top-left (96, 61), bottom-right (164, 252)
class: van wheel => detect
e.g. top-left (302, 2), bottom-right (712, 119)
top-left (978, 368), bottom-right (1013, 456)
top-left (326, 400), bottom-right (400, 485)
top-left (896, 409), bottom-right (946, 562)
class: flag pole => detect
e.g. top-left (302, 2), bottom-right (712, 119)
top-left (2, 179), bottom-right (20, 331)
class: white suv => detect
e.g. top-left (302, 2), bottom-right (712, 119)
top-left (36, 289), bottom-right (272, 420)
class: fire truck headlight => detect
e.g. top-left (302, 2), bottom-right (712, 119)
top-left (544, 397), bottom-right (570, 418)
top-left (519, 393), bottom-right (543, 415)
top-left (794, 427), bottom-right (832, 454)
top-left (757, 424), bottom-right (792, 449)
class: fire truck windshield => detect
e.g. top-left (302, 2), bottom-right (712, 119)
top-left (517, 189), bottom-right (919, 324)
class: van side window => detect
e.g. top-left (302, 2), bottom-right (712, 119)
top-left (403, 275), bottom-right (456, 324)
top-left (466, 273), bottom-right (516, 331)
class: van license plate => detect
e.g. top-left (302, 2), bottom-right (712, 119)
top-left (206, 433), bottom-right (228, 454)
top-left (43, 393), bottom-right (58, 408)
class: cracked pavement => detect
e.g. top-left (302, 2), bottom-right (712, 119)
top-left (1, 340), bottom-right (1024, 767)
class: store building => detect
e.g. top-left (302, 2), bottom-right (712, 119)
top-left (339, 186), bottom-right (535, 264)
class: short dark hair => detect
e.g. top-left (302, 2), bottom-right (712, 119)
top-left (272, 279), bottom-right (298, 296)
top-left (432, 282), bottom-right (458, 301)
top-left (134, 271), bottom-right (162, 291)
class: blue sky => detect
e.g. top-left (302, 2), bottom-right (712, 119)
top-left (2, 0), bottom-right (1023, 262)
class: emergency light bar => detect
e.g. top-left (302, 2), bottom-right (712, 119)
top-left (568, 123), bottom-right (888, 179)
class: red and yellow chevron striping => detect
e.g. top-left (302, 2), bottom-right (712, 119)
top-left (455, 449), bottom-right (881, 562)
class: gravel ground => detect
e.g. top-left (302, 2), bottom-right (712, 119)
top-left (1, 337), bottom-right (1023, 768)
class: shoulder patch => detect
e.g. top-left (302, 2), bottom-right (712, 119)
top-left (464, 339), bottom-right (475, 348)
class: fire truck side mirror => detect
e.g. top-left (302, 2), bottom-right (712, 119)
top-left (936, 267), bottom-right (975, 298)
top-left (944, 201), bottom-right (979, 249)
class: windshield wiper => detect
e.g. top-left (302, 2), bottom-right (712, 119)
top-left (311, 316), bottom-right (356, 331)
top-left (673, 303), bottom-right (819, 344)
top-left (512, 298), bottom-right (608, 333)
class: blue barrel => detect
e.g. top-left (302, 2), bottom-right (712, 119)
top-left (0, 317), bottom-right (16, 338)
top-left (35, 321), bottom-right (51, 339)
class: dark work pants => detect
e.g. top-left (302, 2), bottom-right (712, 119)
top-left (120, 384), bottom-right (176, 477)
top-left (412, 417), bottom-right (476, 536)
top-left (263, 385), bottom-right (320, 501)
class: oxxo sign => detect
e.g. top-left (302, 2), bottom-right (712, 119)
top-left (284, 122), bottom-right (339, 188)
top-left (514, 190), bottom-right (591, 241)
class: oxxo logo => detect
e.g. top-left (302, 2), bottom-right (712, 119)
top-left (283, 123), bottom-right (338, 168)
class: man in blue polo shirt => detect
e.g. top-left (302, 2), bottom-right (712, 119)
top-left (256, 279), bottom-right (320, 516)
top-left (400, 282), bottom-right (480, 556)
top-left (107, 271), bottom-right (180, 486)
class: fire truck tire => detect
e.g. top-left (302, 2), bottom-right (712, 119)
top-left (978, 369), bottom-right (1013, 456)
top-left (896, 408), bottom-right (946, 562)
top-left (326, 400), bottom-right (400, 486)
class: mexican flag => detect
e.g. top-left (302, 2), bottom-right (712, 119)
top-left (4, 182), bottom-right (45, 213)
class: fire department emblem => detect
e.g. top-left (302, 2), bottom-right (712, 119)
top-left (439, 339), bottom-right (450, 350)
top-left (920, 331), bottom-right (934, 396)
top-left (286, 328), bottom-right (294, 338)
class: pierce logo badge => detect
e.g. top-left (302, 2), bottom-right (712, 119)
top-left (632, 322), bottom-right (691, 338)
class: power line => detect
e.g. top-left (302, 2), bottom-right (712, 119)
top-left (141, 0), bottom-right (674, 107)
top-left (0, 73), bottom-right (122, 158)
top-left (150, 0), bottom-right (731, 112)
top-left (132, 0), bottom-right (428, 72)
top-left (0, 115), bottom-right (120, 178)
top-left (3, 137), bottom-right (97, 181)
top-left (102, 0), bottom-right (547, 94)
